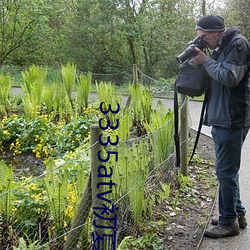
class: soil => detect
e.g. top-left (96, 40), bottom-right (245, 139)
top-left (0, 152), bottom-right (45, 180)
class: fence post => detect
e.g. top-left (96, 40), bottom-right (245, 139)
top-left (125, 64), bottom-right (138, 109)
top-left (90, 124), bottom-right (105, 248)
top-left (133, 64), bottom-right (138, 86)
top-left (63, 175), bottom-right (92, 250)
top-left (180, 94), bottom-right (188, 176)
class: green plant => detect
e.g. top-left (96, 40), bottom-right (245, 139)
top-left (129, 83), bottom-right (153, 127)
top-left (60, 62), bottom-right (76, 102)
top-left (76, 72), bottom-right (92, 111)
top-left (0, 110), bottom-right (98, 158)
top-left (12, 177), bottom-right (49, 241)
top-left (159, 182), bottom-right (171, 202)
top-left (178, 172), bottom-right (193, 189)
top-left (0, 73), bottom-right (12, 117)
top-left (0, 161), bottom-right (14, 222)
top-left (117, 233), bottom-right (163, 250)
top-left (145, 100), bottom-right (174, 164)
top-left (96, 81), bottom-right (122, 127)
top-left (21, 65), bottom-right (47, 118)
top-left (172, 190), bottom-right (180, 210)
top-left (13, 233), bottom-right (49, 250)
top-left (117, 109), bottom-right (132, 141)
top-left (109, 139), bottom-right (152, 226)
top-left (43, 84), bottom-right (56, 114)
top-left (43, 159), bottom-right (68, 224)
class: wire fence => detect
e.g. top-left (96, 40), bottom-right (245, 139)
top-left (0, 66), bottom-right (190, 249)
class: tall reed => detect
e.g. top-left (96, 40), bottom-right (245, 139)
top-left (145, 100), bottom-right (174, 164)
top-left (76, 72), bottom-right (92, 112)
top-left (43, 84), bottom-right (55, 114)
top-left (0, 161), bottom-right (14, 222)
top-left (96, 81), bottom-right (122, 127)
top-left (21, 65), bottom-right (47, 118)
top-left (60, 63), bottom-right (76, 103)
top-left (43, 159), bottom-right (68, 231)
top-left (129, 83), bottom-right (152, 130)
top-left (0, 73), bottom-right (12, 117)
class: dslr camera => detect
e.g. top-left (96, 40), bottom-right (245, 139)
top-left (176, 36), bottom-right (208, 64)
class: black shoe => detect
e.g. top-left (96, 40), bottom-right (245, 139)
top-left (211, 214), bottom-right (247, 229)
top-left (204, 222), bottom-right (240, 238)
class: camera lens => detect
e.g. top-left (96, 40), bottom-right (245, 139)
top-left (176, 45), bottom-right (198, 63)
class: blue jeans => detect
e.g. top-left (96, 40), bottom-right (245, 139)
top-left (211, 126), bottom-right (249, 225)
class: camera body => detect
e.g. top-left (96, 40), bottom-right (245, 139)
top-left (176, 36), bottom-right (208, 64)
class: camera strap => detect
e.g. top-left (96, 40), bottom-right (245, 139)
top-left (174, 85), bottom-right (208, 168)
top-left (189, 91), bottom-right (208, 164)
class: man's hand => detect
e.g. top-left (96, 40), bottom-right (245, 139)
top-left (192, 47), bottom-right (207, 64)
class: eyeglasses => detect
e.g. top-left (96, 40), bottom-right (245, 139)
top-left (198, 32), bottom-right (214, 40)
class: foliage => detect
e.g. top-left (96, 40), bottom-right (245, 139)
top-left (0, 110), bottom-right (98, 158)
top-left (117, 233), bottom-right (163, 250)
top-left (0, 150), bottom-right (90, 248)
top-left (145, 100), bottom-right (175, 163)
top-left (129, 83), bottom-right (153, 135)
top-left (0, 0), bottom-right (234, 78)
top-left (0, 0), bottom-right (52, 65)
top-left (96, 81), bottom-right (122, 126)
top-left (61, 63), bottom-right (76, 102)
top-left (13, 235), bottom-right (46, 250)
top-left (0, 73), bottom-right (178, 248)
top-left (0, 73), bottom-right (12, 117)
top-left (21, 65), bottom-right (47, 118)
top-left (0, 161), bottom-right (14, 222)
top-left (76, 72), bottom-right (92, 110)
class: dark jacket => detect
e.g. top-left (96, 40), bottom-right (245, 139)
top-left (203, 26), bottom-right (250, 128)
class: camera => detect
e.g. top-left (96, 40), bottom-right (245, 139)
top-left (176, 36), bottom-right (208, 64)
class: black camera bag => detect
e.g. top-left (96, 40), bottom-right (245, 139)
top-left (175, 58), bottom-right (209, 97)
top-left (174, 58), bottom-right (210, 168)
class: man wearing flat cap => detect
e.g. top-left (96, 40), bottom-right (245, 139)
top-left (192, 15), bottom-right (250, 238)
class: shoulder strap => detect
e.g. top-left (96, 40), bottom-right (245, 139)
top-left (189, 91), bottom-right (208, 164)
top-left (174, 81), bottom-right (180, 168)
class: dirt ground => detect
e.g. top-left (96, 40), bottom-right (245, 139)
top-left (160, 130), bottom-right (217, 250)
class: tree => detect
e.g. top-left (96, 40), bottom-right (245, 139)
top-left (220, 0), bottom-right (250, 39)
top-left (0, 0), bottom-right (48, 65)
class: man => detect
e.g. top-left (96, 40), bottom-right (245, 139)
top-left (192, 15), bottom-right (250, 238)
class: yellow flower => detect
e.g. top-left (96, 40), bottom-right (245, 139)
top-left (65, 205), bottom-right (74, 218)
top-left (3, 130), bottom-right (9, 135)
top-left (71, 195), bottom-right (76, 204)
top-left (32, 193), bottom-right (42, 201)
top-left (12, 207), bottom-right (17, 212)
top-left (26, 183), bottom-right (37, 191)
top-left (36, 152), bottom-right (41, 159)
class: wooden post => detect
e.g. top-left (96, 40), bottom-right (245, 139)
top-left (63, 175), bottom-right (92, 250)
top-left (133, 64), bottom-right (138, 86)
top-left (180, 94), bottom-right (188, 176)
top-left (90, 124), bottom-right (105, 248)
top-left (125, 64), bottom-right (138, 109)
top-left (63, 124), bottom-right (103, 250)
